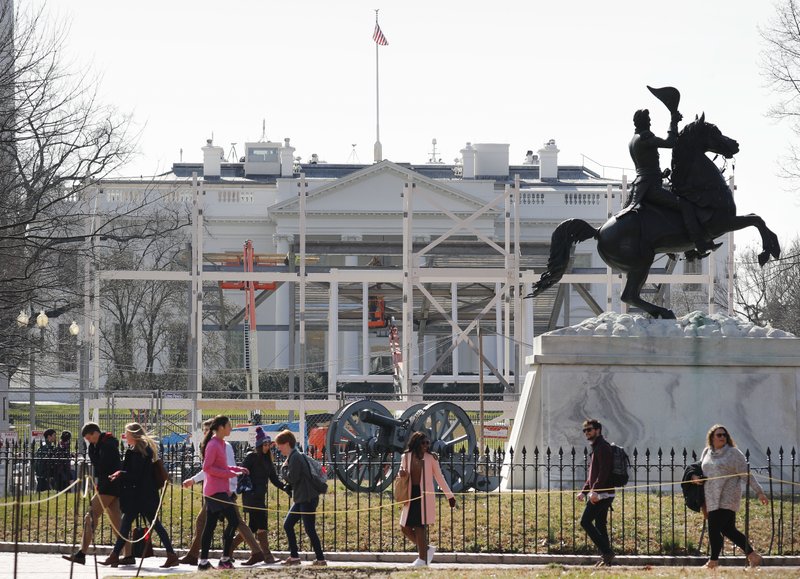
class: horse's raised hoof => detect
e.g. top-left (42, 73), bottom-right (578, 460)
top-left (758, 251), bottom-right (770, 267)
top-left (649, 309), bottom-right (676, 320)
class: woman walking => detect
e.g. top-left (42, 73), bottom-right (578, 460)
top-left (198, 415), bottom-right (249, 571)
top-left (275, 429), bottom-right (326, 566)
top-left (397, 431), bottom-right (456, 566)
top-left (694, 424), bottom-right (769, 569)
top-left (234, 427), bottom-right (291, 564)
top-left (102, 423), bottom-right (178, 568)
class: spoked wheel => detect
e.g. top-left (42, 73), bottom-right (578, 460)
top-left (409, 401), bottom-right (477, 492)
top-left (399, 403), bottom-right (426, 423)
top-left (325, 400), bottom-right (399, 492)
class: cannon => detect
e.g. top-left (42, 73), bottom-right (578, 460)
top-left (325, 399), bottom-right (477, 493)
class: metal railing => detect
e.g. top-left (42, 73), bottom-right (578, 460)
top-left (0, 441), bottom-right (797, 556)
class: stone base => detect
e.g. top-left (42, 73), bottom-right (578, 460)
top-left (501, 312), bottom-right (799, 490)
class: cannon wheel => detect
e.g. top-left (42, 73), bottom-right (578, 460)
top-left (409, 401), bottom-right (477, 493)
top-left (325, 400), bottom-right (398, 493)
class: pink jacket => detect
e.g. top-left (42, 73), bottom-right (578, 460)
top-left (202, 436), bottom-right (243, 496)
top-left (398, 451), bottom-right (454, 527)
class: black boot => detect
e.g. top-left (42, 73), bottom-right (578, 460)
top-left (62, 551), bottom-right (86, 565)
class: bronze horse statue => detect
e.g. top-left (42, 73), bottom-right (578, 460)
top-left (528, 115), bottom-right (781, 319)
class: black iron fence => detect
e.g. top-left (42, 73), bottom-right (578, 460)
top-left (0, 441), bottom-right (798, 556)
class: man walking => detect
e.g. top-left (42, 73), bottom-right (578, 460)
top-left (34, 429), bottom-right (57, 492)
top-left (577, 418), bottom-right (615, 567)
top-left (62, 423), bottom-right (132, 565)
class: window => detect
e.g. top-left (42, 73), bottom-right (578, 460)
top-left (246, 147), bottom-right (279, 163)
top-left (684, 259), bottom-right (702, 291)
top-left (58, 324), bottom-right (78, 373)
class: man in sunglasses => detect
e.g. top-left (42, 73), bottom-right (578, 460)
top-left (576, 418), bottom-right (615, 567)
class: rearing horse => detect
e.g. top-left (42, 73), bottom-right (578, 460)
top-left (528, 115), bottom-right (781, 319)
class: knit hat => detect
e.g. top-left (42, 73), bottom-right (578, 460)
top-left (255, 427), bottom-right (268, 446)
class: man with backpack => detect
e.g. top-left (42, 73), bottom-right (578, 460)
top-left (577, 418), bottom-right (615, 567)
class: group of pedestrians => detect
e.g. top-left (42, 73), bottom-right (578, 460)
top-left (60, 415), bottom-right (770, 570)
top-left (34, 429), bottom-right (74, 492)
top-left (578, 418), bottom-right (768, 569)
top-left (63, 416), bottom-right (327, 571)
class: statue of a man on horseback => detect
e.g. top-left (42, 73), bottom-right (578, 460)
top-left (621, 87), bottom-right (720, 257)
top-left (527, 86), bottom-right (781, 319)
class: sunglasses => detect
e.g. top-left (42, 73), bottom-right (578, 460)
top-left (421, 440), bottom-right (430, 445)
top-left (582, 427), bottom-right (595, 433)
top-left (714, 432), bottom-right (728, 438)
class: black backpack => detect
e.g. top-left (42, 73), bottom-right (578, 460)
top-left (608, 443), bottom-right (630, 487)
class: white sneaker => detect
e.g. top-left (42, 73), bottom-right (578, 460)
top-left (426, 545), bottom-right (436, 565)
top-left (410, 558), bottom-right (427, 567)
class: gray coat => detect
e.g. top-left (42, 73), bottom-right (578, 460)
top-left (701, 445), bottom-right (764, 512)
top-left (281, 448), bottom-right (318, 504)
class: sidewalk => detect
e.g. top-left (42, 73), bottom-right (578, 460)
top-left (2, 547), bottom-right (800, 578)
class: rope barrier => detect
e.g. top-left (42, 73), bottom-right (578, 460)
top-left (91, 476), bottom-right (169, 545)
top-left (0, 470), bottom-right (790, 517)
top-left (0, 478), bottom-right (82, 507)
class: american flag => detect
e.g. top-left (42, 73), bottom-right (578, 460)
top-left (373, 23), bottom-right (388, 46)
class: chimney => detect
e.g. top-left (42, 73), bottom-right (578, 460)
top-left (460, 142), bottom-right (475, 179)
top-left (202, 139), bottom-right (224, 178)
top-left (473, 143), bottom-right (509, 178)
top-left (538, 139), bottom-right (559, 180)
top-left (280, 138), bottom-right (296, 177)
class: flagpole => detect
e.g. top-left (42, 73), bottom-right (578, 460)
top-left (374, 9), bottom-right (382, 163)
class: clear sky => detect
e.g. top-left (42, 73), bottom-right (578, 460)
top-left (40, 0), bottom-right (797, 250)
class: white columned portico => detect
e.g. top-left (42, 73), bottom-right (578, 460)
top-left (273, 233), bottom-right (293, 368)
top-left (342, 235), bottom-right (361, 375)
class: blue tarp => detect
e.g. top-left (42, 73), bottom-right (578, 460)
top-left (161, 432), bottom-right (190, 445)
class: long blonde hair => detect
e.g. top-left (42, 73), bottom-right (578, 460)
top-left (124, 422), bottom-right (159, 461)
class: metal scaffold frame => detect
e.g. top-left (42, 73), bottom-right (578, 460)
top-left (90, 171), bottom-right (729, 428)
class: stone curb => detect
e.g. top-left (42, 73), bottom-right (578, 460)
top-left (3, 542), bottom-right (799, 567)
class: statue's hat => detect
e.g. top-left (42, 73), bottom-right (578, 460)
top-left (647, 85), bottom-right (680, 114)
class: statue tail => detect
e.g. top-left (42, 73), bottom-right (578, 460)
top-left (526, 219), bottom-right (599, 298)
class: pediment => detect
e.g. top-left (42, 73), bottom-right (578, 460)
top-left (269, 161), bottom-right (496, 216)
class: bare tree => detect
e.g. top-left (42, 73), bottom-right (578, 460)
top-left (0, 4), bottom-right (188, 378)
top-left (761, 0), bottom-right (800, 179)
top-left (734, 238), bottom-right (800, 335)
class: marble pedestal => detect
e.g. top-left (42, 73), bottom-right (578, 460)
top-left (501, 313), bottom-right (799, 490)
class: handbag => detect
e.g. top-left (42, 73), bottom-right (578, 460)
top-left (236, 473), bottom-right (254, 494)
top-left (131, 525), bottom-right (155, 558)
top-left (393, 474), bottom-right (409, 504)
top-left (393, 453), bottom-right (409, 503)
top-left (152, 458), bottom-right (169, 489)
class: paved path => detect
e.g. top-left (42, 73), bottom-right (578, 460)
top-left (4, 550), bottom-right (800, 578)
top-left (0, 552), bottom-right (556, 578)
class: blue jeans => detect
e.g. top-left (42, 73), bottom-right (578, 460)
top-left (284, 498), bottom-right (323, 560)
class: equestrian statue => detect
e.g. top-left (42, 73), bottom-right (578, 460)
top-left (527, 86), bottom-right (781, 319)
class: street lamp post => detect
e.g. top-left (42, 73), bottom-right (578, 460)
top-left (15, 310), bottom-right (73, 436)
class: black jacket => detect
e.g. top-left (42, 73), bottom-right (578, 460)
top-left (681, 462), bottom-right (705, 512)
top-left (88, 433), bottom-right (122, 496)
top-left (118, 446), bottom-right (159, 516)
top-left (242, 449), bottom-right (286, 508)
